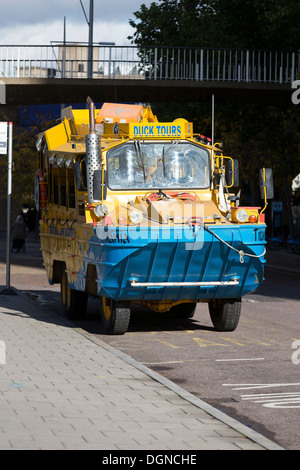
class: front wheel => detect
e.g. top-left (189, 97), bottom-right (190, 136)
top-left (60, 269), bottom-right (88, 320)
top-left (208, 298), bottom-right (241, 332)
top-left (99, 297), bottom-right (130, 335)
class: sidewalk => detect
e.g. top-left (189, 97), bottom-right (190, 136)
top-left (0, 287), bottom-right (284, 451)
top-left (0, 232), bottom-right (287, 450)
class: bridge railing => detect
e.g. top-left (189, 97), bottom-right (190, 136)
top-left (0, 45), bottom-right (299, 84)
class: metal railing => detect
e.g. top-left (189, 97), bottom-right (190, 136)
top-left (0, 44), bottom-right (299, 84)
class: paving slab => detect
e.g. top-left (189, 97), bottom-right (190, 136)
top-left (0, 286), bottom-right (284, 451)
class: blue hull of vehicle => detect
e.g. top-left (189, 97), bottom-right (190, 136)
top-left (74, 223), bottom-right (266, 302)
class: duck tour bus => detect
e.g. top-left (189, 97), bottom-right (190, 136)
top-left (34, 98), bottom-right (274, 334)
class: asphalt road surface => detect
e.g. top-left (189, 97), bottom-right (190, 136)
top-left (1, 236), bottom-right (300, 450)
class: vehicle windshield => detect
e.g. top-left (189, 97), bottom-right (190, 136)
top-left (107, 141), bottom-right (210, 190)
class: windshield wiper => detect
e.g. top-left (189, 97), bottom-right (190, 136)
top-left (134, 140), bottom-right (146, 182)
top-left (161, 140), bottom-right (179, 178)
top-left (164, 140), bottom-right (179, 156)
top-left (161, 146), bottom-right (166, 178)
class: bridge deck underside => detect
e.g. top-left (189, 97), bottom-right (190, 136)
top-left (1, 78), bottom-right (291, 107)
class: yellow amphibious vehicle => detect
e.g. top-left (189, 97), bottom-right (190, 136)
top-left (35, 98), bottom-right (273, 334)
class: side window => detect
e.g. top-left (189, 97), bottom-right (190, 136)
top-left (48, 164), bottom-right (77, 209)
top-left (48, 163), bottom-right (53, 203)
top-left (60, 169), bottom-right (67, 207)
top-left (68, 169), bottom-right (76, 209)
top-left (53, 171), bottom-right (59, 205)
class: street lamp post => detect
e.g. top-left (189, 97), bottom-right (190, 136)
top-left (0, 121), bottom-right (16, 296)
top-left (80, 0), bottom-right (94, 79)
top-left (88, 0), bottom-right (94, 79)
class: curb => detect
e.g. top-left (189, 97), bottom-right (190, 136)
top-left (77, 327), bottom-right (285, 451)
top-left (7, 287), bottom-right (285, 451)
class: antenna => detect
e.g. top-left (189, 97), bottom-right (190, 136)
top-left (79, 0), bottom-right (94, 78)
top-left (211, 94), bottom-right (215, 188)
top-left (211, 93), bottom-right (214, 152)
top-left (62, 16), bottom-right (66, 79)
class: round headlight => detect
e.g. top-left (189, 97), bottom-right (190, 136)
top-left (94, 204), bottom-right (108, 217)
top-left (129, 210), bottom-right (143, 225)
top-left (235, 209), bottom-right (248, 222)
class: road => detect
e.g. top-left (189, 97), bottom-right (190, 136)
top-left (1, 234), bottom-right (300, 450)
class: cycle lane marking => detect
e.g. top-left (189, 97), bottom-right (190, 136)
top-left (222, 383), bottom-right (300, 408)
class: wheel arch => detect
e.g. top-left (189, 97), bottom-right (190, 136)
top-left (52, 260), bottom-right (66, 284)
top-left (85, 263), bottom-right (98, 296)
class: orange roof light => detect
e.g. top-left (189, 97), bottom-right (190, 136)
top-left (96, 103), bottom-right (144, 124)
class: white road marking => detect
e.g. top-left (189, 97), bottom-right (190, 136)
top-left (241, 392), bottom-right (300, 399)
top-left (216, 358), bottom-right (264, 362)
top-left (223, 383), bottom-right (300, 408)
top-left (142, 360), bottom-right (184, 365)
top-left (222, 382), bottom-right (300, 391)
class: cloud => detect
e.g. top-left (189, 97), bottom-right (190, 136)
top-left (0, 19), bottom-right (136, 46)
top-left (0, 0), bottom-right (153, 44)
top-left (0, 1), bottom-right (77, 27)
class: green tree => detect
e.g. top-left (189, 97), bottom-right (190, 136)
top-left (128, 1), bottom-right (215, 48)
top-left (129, 0), bottom-right (300, 234)
top-left (0, 108), bottom-right (55, 205)
top-left (129, 0), bottom-right (300, 50)
top-left (212, 0), bottom-right (300, 50)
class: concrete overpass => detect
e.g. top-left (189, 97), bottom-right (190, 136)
top-left (0, 45), bottom-right (298, 107)
top-left (0, 77), bottom-right (293, 107)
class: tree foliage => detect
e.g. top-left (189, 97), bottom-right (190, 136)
top-left (0, 108), bottom-right (56, 205)
top-left (129, 0), bottom-right (300, 50)
top-left (129, 0), bottom-right (300, 222)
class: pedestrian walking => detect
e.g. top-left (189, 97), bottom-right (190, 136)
top-left (11, 215), bottom-right (26, 253)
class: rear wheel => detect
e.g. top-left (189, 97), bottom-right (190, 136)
top-left (60, 269), bottom-right (88, 320)
top-left (99, 297), bottom-right (130, 335)
top-left (208, 298), bottom-right (241, 332)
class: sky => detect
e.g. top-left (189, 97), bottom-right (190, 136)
top-left (0, 0), bottom-right (154, 46)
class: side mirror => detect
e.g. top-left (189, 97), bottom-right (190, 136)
top-left (259, 168), bottom-right (274, 200)
top-left (226, 159), bottom-right (239, 187)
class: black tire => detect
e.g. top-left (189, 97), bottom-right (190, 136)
top-left (208, 298), bottom-right (241, 332)
top-left (60, 269), bottom-right (88, 320)
top-left (170, 302), bottom-right (197, 319)
top-left (99, 297), bottom-right (130, 335)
